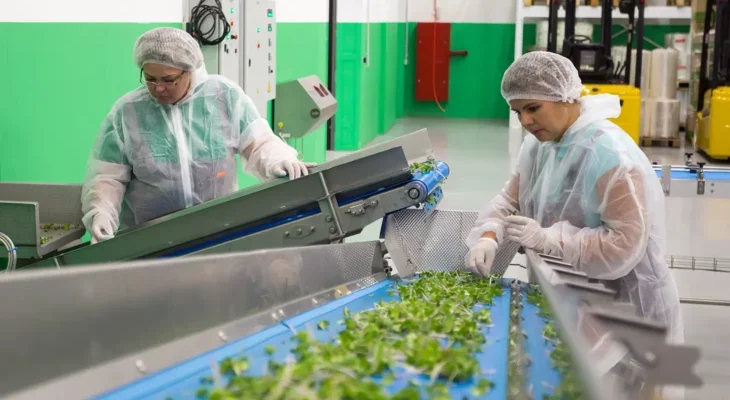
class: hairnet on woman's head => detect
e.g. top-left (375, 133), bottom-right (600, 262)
top-left (501, 51), bottom-right (583, 104)
top-left (133, 27), bottom-right (204, 71)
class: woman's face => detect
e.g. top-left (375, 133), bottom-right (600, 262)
top-left (141, 63), bottom-right (191, 105)
top-left (509, 99), bottom-right (577, 142)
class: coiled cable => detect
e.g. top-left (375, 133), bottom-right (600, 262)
top-left (0, 232), bottom-right (17, 273)
top-left (190, 0), bottom-right (231, 46)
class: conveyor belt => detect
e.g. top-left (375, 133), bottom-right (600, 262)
top-left (522, 293), bottom-right (562, 399)
top-left (94, 278), bottom-right (512, 400)
top-left (654, 168), bottom-right (730, 181)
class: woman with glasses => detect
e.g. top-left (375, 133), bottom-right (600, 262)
top-left (82, 27), bottom-right (310, 244)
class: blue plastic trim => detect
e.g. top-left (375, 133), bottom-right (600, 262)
top-left (522, 292), bottom-right (562, 399)
top-left (654, 168), bottom-right (730, 181)
top-left (338, 161), bottom-right (451, 206)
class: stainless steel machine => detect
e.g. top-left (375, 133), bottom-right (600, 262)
top-left (0, 129), bottom-right (448, 270)
top-left (0, 209), bottom-right (702, 400)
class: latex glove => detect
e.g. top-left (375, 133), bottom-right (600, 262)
top-left (91, 213), bottom-right (116, 244)
top-left (466, 237), bottom-right (499, 277)
top-left (505, 215), bottom-right (561, 255)
top-left (270, 159), bottom-right (310, 180)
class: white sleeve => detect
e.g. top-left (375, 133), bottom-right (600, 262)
top-left (81, 112), bottom-right (131, 232)
top-left (554, 166), bottom-right (649, 280)
top-left (238, 118), bottom-right (298, 181)
top-left (465, 171), bottom-right (520, 248)
top-left (231, 87), bottom-right (298, 180)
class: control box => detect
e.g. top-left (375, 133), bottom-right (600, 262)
top-left (219, 0), bottom-right (241, 86)
top-left (242, 0), bottom-right (277, 118)
top-left (186, 0), bottom-right (276, 119)
top-left (275, 75), bottom-right (338, 139)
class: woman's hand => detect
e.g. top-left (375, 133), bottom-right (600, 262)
top-left (505, 215), bottom-right (561, 256)
top-left (270, 159), bottom-right (311, 180)
top-left (467, 237), bottom-right (499, 277)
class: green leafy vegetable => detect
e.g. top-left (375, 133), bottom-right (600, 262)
top-left (409, 157), bottom-right (438, 175)
top-left (265, 345), bottom-right (276, 356)
top-left (192, 271), bottom-right (502, 399)
top-left (527, 287), bottom-right (586, 400)
top-left (316, 320), bottom-right (330, 330)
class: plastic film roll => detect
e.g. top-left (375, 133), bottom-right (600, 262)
top-left (649, 49), bottom-right (679, 99)
top-left (641, 99), bottom-right (651, 137)
top-left (631, 49), bottom-right (652, 95)
top-left (645, 99), bottom-right (681, 138)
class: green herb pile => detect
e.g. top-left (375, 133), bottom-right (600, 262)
top-left (40, 223), bottom-right (76, 232)
top-left (195, 271), bottom-right (503, 400)
top-left (526, 288), bottom-right (585, 400)
top-left (409, 158), bottom-right (438, 175)
top-left (38, 224), bottom-right (77, 245)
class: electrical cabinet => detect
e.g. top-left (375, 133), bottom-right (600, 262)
top-left (186, 0), bottom-right (276, 118)
top-left (242, 0), bottom-right (277, 118)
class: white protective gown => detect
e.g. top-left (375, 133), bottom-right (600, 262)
top-left (81, 66), bottom-right (298, 232)
top-left (467, 94), bottom-right (683, 344)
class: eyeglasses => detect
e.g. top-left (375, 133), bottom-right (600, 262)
top-left (139, 70), bottom-right (187, 88)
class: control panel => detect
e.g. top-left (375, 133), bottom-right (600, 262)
top-left (219, 0), bottom-right (241, 86)
top-left (242, 0), bottom-right (277, 119)
top-left (186, 0), bottom-right (276, 119)
top-left (275, 75), bottom-right (338, 139)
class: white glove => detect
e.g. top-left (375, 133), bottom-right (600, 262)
top-left (467, 237), bottom-right (499, 277)
top-left (91, 213), bottom-right (116, 244)
top-left (505, 215), bottom-right (561, 255)
top-left (270, 159), bottom-right (312, 180)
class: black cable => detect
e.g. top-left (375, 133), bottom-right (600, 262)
top-left (190, 0), bottom-right (231, 46)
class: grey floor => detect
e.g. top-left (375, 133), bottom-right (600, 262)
top-left (332, 117), bottom-right (730, 399)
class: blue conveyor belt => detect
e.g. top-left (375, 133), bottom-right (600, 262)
top-left (522, 293), bottom-right (562, 400)
top-left (163, 161), bottom-right (450, 258)
top-left (339, 161), bottom-right (450, 206)
top-left (654, 168), bottom-right (730, 181)
top-left (94, 276), bottom-right (510, 400)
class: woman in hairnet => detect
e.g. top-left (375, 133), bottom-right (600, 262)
top-left (465, 51), bottom-right (683, 343)
top-left (82, 27), bottom-right (310, 244)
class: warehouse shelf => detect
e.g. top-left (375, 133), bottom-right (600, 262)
top-left (521, 5), bottom-right (692, 22)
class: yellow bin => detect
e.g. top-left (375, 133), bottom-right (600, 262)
top-left (581, 84), bottom-right (641, 145)
top-left (697, 87), bottom-right (730, 160)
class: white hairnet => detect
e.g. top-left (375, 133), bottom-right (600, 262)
top-left (501, 51), bottom-right (583, 103)
top-left (133, 27), bottom-right (204, 71)
top-left (467, 94), bottom-right (683, 344)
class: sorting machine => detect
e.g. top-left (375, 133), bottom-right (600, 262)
top-left (0, 209), bottom-right (702, 400)
top-left (0, 128), bottom-right (448, 271)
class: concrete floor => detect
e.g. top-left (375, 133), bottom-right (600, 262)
top-left (333, 117), bottom-right (730, 400)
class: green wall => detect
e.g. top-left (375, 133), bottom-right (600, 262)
top-left (333, 23), bottom-right (406, 151)
top-left (0, 23), bottom-right (178, 183)
top-left (0, 22), bottom-right (328, 190)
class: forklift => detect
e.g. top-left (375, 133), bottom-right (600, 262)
top-left (696, 0), bottom-right (730, 159)
top-left (547, 0), bottom-right (646, 144)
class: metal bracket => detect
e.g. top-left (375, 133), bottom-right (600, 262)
top-left (584, 307), bottom-right (703, 387)
top-left (697, 162), bottom-right (706, 195)
top-left (283, 225), bottom-right (316, 239)
top-left (344, 199), bottom-right (379, 217)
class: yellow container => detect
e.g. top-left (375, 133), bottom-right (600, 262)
top-left (581, 84), bottom-right (641, 144)
top-left (697, 87), bottom-right (730, 159)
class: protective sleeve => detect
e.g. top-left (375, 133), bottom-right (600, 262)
top-left (81, 111), bottom-right (132, 233)
top-left (552, 165), bottom-right (649, 280)
top-left (231, 87), bottom-right (298, 180)
top-left (465, 170), bottom-right (521, 248)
